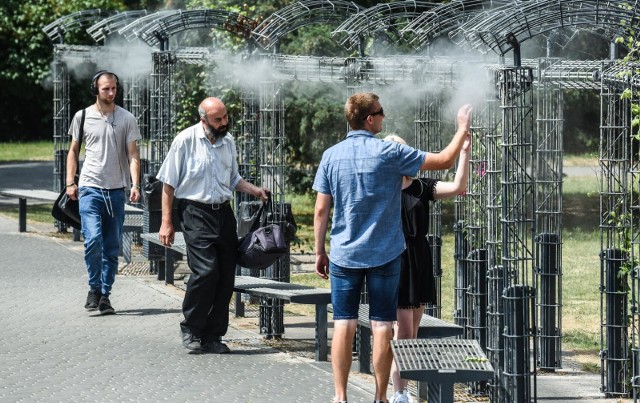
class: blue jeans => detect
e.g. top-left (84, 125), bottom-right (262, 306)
top-left (329, 254), bottom-right (402, 322)
top-left (79, 187), bottom-right (125, 297)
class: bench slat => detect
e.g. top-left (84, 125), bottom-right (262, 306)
top-left (234, 286), bottom-right (331, 305)
top-left (357, 304), bottom-right (463, 337)
top-left (0, 188), bottom-right (59, 202)
top-left (392, 338), bottom-right (493, 382)
top-left (141, 232), bottom-right (187, 254)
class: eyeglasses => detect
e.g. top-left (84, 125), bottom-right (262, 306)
top-left (365, 107), bottom-right (384, 120)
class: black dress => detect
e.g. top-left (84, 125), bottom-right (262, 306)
top-left (397, 178), bottom-right (438, 309)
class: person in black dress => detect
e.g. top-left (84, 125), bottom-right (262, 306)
top-left (384, 132), bottom-right (472, 403)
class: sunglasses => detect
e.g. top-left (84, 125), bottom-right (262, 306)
top-left (365, 107), bottom-right (384, 120)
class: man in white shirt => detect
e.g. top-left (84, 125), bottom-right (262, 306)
top-left (156, 97), bottom-right (268, 354)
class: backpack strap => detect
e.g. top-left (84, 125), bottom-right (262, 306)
top-left (78, 108), bottom-right (85, 145)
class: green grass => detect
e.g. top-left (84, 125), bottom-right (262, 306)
top-left (563, 153), bottom-right (598, 167)
top-left (290, 272), bottom-right (330, 289)
top-left (287, 192), bottom-right (319, 255)
top-left (0, 203), bottom-right (55, 224)
top-left (0, 141), bottom-right (54, 162)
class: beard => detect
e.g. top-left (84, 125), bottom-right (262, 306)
top-left (204, 123), bottom-right (227, 140)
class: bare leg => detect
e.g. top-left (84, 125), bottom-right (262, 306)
top-left (332, 319), bottom-right (357, 402)
top-left (371, 319), bottom-right (394, 402)
top-left (391, 308), bottom-right (418, 391)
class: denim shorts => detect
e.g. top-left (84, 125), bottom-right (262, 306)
top-left (329, 255), bottom-right (401, 322)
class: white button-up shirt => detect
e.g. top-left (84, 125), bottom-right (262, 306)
top-left (156, 122), bottom-right (242, 204)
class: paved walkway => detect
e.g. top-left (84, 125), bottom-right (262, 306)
top-left (0, 215), bottom-right (376, 402)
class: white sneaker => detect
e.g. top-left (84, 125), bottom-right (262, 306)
top-left (392, 390), bottom-right (409, 403)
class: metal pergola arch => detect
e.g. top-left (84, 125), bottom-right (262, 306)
top-left (400, 0), bottom-right (512, 49)
top-left (86, 10), bottom-right (149, 44)
top-left (330, 0), bottom-right (439, 52)
top-left (117, 10), bottom-right (177, 43)
top-left (43, 9), bottom-right (116, 43)
top-left (135, 8), bottom-right (259, 49)
top-left (44, 2), bottom-right (640, 402)
top-left (251, 0), bottom-right (363, 51)
top-left (451, 0), bottom-right (640, 56)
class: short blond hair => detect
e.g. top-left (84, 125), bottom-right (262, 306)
top-left (345, 92), bottom-right (379, 130)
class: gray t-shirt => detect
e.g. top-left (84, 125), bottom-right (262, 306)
top-left (68, 105), bottom-right (141, 189)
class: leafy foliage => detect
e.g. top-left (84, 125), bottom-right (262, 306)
top-left (284, 82), bottom-right (346, 193)
top-left (0, 0), bottom-right (123, 140)
top-left (0, 0), bottom-right (170, 140)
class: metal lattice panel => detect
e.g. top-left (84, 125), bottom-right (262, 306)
top-left (269, 54), bottom-right (464, 85)
top-left (451, 0), bottom-right (640, 55)
top-left (251, 0), bottom-right (362, 50)
top-left (331, 1), bottom-right (438, 51)
top-left (599, 76), bottom-right (631, 398)
top-left (87, 10), bottom-right (149, 43)
top-left (626, 64), bottom-right (640, 402)
top-left (601, 62), bottom-right (640, 88)
top-left (539, 58), bottom-right (608, 90)
top-left (52, 59), bottom-right (69, 195)
top-left (457, 80), bottom-right (494, 385)
top-left (136, 8), bottom-right (258, 47)
top-left (535, 59), bottom-right (564, 370)
top-left (43, 9), bottom-right (115, 43)
top-left (148, 51), bottom-right (176, 176)
top-left (173, 47), bottom-right (215, 64)
top-left (414, 90), bottom-right (445, 317)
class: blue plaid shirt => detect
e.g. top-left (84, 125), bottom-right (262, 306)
top-left (313, 130), bottom-right (426, 268)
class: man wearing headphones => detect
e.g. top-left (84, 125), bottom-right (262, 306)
top-left (66, 70), bottom-right (142, 315)
top-left (156, 97), bottom-right (268, 354)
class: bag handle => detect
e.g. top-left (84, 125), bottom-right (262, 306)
top-left (249, 192), bottom-right (272, 233)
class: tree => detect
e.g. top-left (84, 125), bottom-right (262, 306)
top-left (0, 0), bottom-right (167, 141)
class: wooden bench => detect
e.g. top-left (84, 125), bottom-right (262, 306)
top-left (391, 338), bottom-right (493, 403)
top-left (141, 232), bottom-right (332, 361)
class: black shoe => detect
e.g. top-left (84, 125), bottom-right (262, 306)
top-left (181, 329), bottom-right (203, 353)
top-left (98, 296), bottom-right (115, 315)
top-left (202, 340), bottom-right (231, 354)
top-left (84, 289), bottom-right (101, 311)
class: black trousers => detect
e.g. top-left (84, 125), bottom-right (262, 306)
top-left (179, 200), bottom-right (238, 341)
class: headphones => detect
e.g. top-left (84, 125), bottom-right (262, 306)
top-left (90, 70), bottom-right (119, 97)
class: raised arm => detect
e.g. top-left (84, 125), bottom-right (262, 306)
top-left (420, 104), bottom-right (472, 171)
top-left (433, 132), bottom-right (472, 200)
